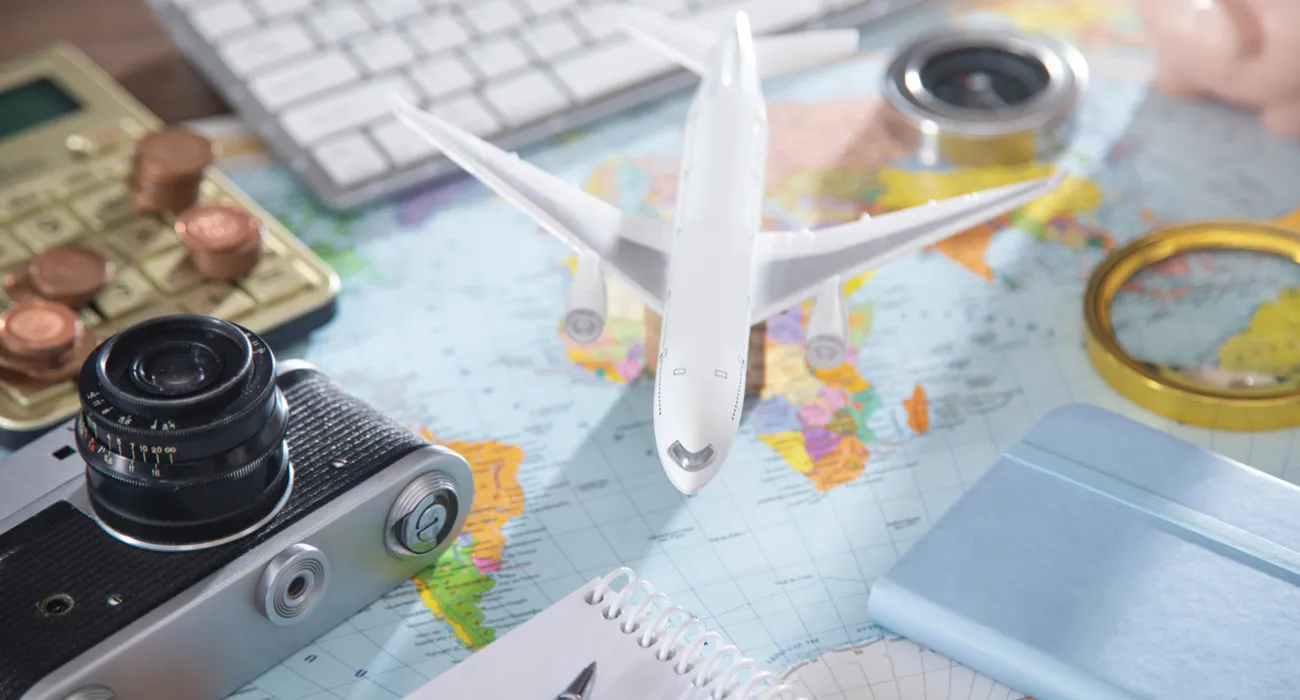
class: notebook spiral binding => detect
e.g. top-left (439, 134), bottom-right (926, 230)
top-left (584, 567), bottom-right (806, 700)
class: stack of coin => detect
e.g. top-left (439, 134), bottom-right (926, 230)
top-left (175, 202), bottom-right (264, 280)
top-left (0, 299), bottom-right (96, 381)
top-left (130, 128), bottom-right (214, 214)
top-left (4, 244), bottom-right (115, 308)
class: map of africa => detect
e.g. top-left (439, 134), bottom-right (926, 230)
top-left (176, 2), bottom-right (1300, 698)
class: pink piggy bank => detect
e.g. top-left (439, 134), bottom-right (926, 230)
top-left (1135, 0), bottom-right (1300, 137)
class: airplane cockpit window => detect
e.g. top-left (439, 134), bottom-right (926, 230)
top-left (668, 441), bottom-right (717, 472)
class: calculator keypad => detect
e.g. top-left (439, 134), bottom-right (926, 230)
top-left (0, 140), bottom-right (322, 414)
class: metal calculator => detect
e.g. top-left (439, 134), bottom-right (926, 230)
top-left (0, 43), bottom-right (340, 448)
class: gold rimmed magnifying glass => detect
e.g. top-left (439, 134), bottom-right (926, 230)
top-left (1084, 220), bottom-right (1300, 431)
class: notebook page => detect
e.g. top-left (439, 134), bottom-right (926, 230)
top-left (405, 578), bottom-right (701, 700)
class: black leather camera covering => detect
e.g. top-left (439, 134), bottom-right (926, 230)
top-left (0, 369), bottom-right (428, 699)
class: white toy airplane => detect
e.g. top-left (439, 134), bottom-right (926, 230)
top-left (393, 7), bottom-right (1064, 495)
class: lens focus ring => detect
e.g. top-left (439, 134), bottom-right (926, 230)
top-left (75, 314), bottom-right (292, 549)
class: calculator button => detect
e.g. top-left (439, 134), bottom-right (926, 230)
top-left (70, 184), bottom-right (134, 230)
top-left (0, 233), bottom-right (29, 270)
top-left (93, 267), bottom-right (158, 319)
top-left (91, 152), bottom-right (132, 181)
top-left (238, 257), bottom-right (310, 303)
top-left (65, 125), bottom-right (131, 158)
top-left (78, 307), bottom-right (103, 329)
top-left (179, 282), bottom-right (257, 320)
top-left (97, 302), bottom-right (184, 341)
top-left (141, 248), bottom-right (205, 294)
top-left (10, 208), bottom-right (86, 252)
top-left (106, 218), bottom-right (181, 259)
top-left (0, 188), bottom-right (49, 223)
top-left (0, 375), bottom-right (74, 408)
top-left (53, 168), bottom-right (104, 198)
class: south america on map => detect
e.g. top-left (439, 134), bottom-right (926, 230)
top-left (196, 2), bottom-right (1300, 698)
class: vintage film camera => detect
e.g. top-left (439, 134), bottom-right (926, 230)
top-left (0, 314), bottom-right (474, 700)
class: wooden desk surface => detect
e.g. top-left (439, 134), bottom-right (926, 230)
top-left (0, 0), bottom-right (230, 124)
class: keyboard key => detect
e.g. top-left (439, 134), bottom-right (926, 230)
top-left (311, 132), bottom-right (388, 186)
top-left (429, 93), bottom-right (501, 136)
top-left (553, 40), bottom-right (673, 102)
top-left (250, 51), bottom-right (361, 110)
top-left (572, 5), bottom-right (619, 40)
top-left (696, 0), bottom-right (824, 34)
top-left (523, 0), bottom-right (572, 15)
top-left (521, 17), bottom-right (582, 59)
top-left (69, 183), bottom-right (134, 230)
top-left (93, 267), bottom-right (158, 319)
top-left (462, 0), bottom-right (522, 35)
top-left (252, 0), bottom-right (313, 18)
top-left (405, 14), bottom-right (471, 55)
top-left (307, 4), bottom-right (372, 42)
top-left (409, 55), bottom-right (476, 98)
top-left (370, 118), bottom-right (436, 166)
top-left (484, 69), bottom-right (568, 127)
top-left (190, 0), bottom-right (256, 40)
top-left (465, 37), bottom-right (529, 79)
top-left (219, 23), bottom-right (315, 76)
top-left (179, 282), bottom-right (257, 320)
top-left (350, 30), bottom-right (417, 73)
top-left (281, 76), bottom-right (417, 144)
top-left (637, 0), bottom-right (690, 14)
top-left (364, 0), bottom-right (423, 24)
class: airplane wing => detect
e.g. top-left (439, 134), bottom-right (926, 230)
top-left (392, 97), bottom-right (673, 313)
top-left (617, 6), bottom-right (860, 79)
top-left (748, 174), bottom-right (1066, 324)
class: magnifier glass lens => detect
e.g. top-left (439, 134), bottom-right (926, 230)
top-left (1108, 248), bottom-right (1300, 390)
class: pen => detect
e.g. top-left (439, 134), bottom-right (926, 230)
top-left (556, 661), bottom-right (596, 700)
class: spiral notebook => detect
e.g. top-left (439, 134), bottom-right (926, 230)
top-left (405, 567), bottom-right (799, 700)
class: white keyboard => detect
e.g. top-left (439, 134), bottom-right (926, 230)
top-left (149, 0), bottom-right (923, 209)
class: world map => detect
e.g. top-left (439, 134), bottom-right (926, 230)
top-left (187, 2), bottom-right (1300, 698)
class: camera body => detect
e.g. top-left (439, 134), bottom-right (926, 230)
top-left (0, 316), bottom-right (474, 700)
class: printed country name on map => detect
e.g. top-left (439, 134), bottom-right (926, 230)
top-left (574, 477), bottom-right (611, 493)
top-left (773, 573), bottom-right (817, 587)
top-left (651, 527), bottom-right (697, 544)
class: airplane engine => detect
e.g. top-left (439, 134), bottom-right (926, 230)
top-left (805, 276), bottom-right (848, 370)
top-left (563, 252), bottom-right (607, 343)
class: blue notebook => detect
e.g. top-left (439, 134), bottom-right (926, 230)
top-left (867, 403), bottom-right (1300, 700)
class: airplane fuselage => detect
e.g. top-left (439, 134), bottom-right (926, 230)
top-left (652, 24), bottom-right (767, 494)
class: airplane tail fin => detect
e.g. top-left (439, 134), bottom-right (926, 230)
top-left (617, 6), bottom-right (860, 79)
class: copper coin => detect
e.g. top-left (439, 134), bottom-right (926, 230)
top-left (0, 299), bottom-right (81, 359)
top-left (176, 203), bottom-right (262, 253)
top-left (191, 236), bottom-right (263, 280)
top-left (134, 128), bottom-right (214, 184)
top-left (28, 244), bottom-right (115, 308)
top-left (130, 178), bottom-right (199, 214)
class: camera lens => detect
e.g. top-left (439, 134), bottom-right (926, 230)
top-left (130, 341), bottom-right (223, 397)
top-left (75, 314), bottom-right (291, 549)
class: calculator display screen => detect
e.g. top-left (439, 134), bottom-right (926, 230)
top-left (0, 77), bottom-right (83, 140)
